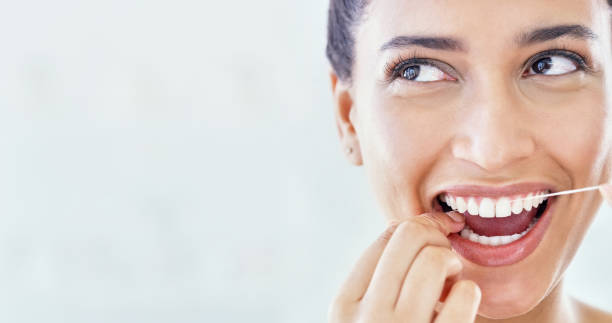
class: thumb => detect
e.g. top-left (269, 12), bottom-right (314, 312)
top-left (598, 183), bottom-right (612, 206)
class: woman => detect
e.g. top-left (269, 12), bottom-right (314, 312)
top-left (325, 0), bottom-right (612, 322)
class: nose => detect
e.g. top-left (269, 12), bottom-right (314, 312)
top-left (451, 76), bottom-right (535, 172)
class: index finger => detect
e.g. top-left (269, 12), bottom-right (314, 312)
top-left (333, 222), bottom-right (401, 303)
top-left (362, 211), bottom-right (465, 308)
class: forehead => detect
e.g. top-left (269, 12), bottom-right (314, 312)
top-left (357, 0), bottom-right (604, 49)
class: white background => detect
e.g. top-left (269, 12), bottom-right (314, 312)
top-left (0, 1), bottom-right (610, 322)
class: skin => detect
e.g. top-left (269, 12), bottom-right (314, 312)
top-left (328, 0), bottom-right (612, 322)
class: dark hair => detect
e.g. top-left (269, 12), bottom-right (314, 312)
top-left (325, 0), bottom-right (369, 83)
top-left (326, 0), bottom-right (612, 83)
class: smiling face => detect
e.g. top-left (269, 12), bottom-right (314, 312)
top-left (331, 0), bottom-right (612, 319)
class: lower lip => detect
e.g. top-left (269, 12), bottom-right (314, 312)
top-left (448, 197), bottom-right (556, 267)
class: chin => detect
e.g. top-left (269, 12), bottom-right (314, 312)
top-left (474, 275), bottom-right (550, 319)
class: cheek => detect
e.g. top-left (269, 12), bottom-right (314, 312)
top-left (533, 90), bottom-right (609, 269)
top-left (536, 93), bottom-right (609, 183)
top-left (358, 96), bottom-right (453, 215)
top-left (367, 109), bottom-right (444, 163)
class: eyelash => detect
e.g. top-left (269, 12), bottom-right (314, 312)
top-left (383, 47), bottom-right (593, 82)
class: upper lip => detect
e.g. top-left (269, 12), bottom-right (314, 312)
top-left (429, 182), bottom-right (558, 209)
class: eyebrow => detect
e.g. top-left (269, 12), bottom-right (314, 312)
top-left (379, 36), bottom-right (465, 52)
top-left (516, 24), bottom-right (598, 45)
top-left (379, 24), bottom-right (598, 53)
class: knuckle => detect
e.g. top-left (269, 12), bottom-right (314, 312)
top-left (376, 224), bottom-right (397, 243)
top-left (394, 219), bottom-right (451, 247)
top-left (395, 220), bottom-right (421, 235)
top-left (418, 215), bottom-right (443, 230)
top-left (418, 246), bottom-right (458, 269)
top-left (415, 216), bottom-right (452, 242)
top-left (395, 220), bottom-right (429, 241)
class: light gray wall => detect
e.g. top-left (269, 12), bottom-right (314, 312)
top-left (0, 1), bottom-right (610, 322)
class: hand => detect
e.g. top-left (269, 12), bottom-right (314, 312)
top-left (599, 183), bottom-right (612, 206)
top-left (328, 211), bottom-right (481, 323)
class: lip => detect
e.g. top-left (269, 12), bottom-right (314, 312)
top-left (426, 181), bottom-right (560, 267)
top-left (429, 182), bottom-right (558, 209)
top-left (448, 195), bottom-right (556, 267)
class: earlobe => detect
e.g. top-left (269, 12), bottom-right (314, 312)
top-left (329, 70), bottom-right (363, 166)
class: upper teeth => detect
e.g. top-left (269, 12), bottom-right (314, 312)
top-left (441, 191), bottom-right (550, 218)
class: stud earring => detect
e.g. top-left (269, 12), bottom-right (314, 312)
top-left (346, 146), bottom-right (353, 154)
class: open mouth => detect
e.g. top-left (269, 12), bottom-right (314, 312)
top-left (431, 184), bottom-right (557, 266)
top-left (435, 191), bottom-right (550, 246)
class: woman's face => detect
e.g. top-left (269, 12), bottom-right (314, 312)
top-left (335, 0), bottom-right (612, 319)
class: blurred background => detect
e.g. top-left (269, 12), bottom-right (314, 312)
top-left (0, 0), bottom-right (610, 322)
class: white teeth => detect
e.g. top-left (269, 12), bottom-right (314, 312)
top-left (495, 198), bottom-right (511, 218)
top-left (500, 235), bottom-right (512, 244)
top-left (467, 197), bottom-right (479, 215)
top-left (469, 232), bottom-right (479, 242)
top-left (511, 198), bottom-right (523, 214)
top-left (458, 219), bottom-right (538, 246)
top-left (531, 192), bottom-right (540, 209)
top-left (449, 196), bottom-right (456, 210)
top-left (524, 193), bottom-right (533, 211)
top-left (538, 192), bottom-right (546, 205)
top-left (478, 235), bottom-right (489, 244)
top-left (479, 198), bottom-right (495, 218)
top-left (456, 197), bottom-right (467, 213)
top-left (442, 190), bottom-right (550, 218)
top-left (490, 236), bottom-right (502, 246)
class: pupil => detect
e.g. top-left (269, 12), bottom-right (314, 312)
top-left (403, 66), bottom-right (420, 80)
top-left (533, 57), bottom-right (552, 74)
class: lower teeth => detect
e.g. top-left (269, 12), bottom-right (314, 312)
top-left (459, 217), bottom-right (539, 246)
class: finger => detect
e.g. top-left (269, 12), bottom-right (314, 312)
top-left (362, 211), bottom-right (465, 309)
top-left (434, 280), bottom-right (481, 323)
top-left (395, 246), bottom-right (463, 321)
top-left (334, 222), bottom-right (400, 303)
top-left (598, 183), bottom-right (612, 206)
top-left (437, 273), bottom-right (460, 303)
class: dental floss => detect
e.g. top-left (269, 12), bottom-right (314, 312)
top-left (509, 185), bottom-right (602, 203)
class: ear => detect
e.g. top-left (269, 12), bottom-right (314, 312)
top-left (329, 69), bottom-right (363, 166)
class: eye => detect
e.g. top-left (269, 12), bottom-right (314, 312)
top-left (400, 64), bottom-right (453, 82)
top-left (524, 55), bottom-right (578, 76)
top-left (384, 55), bottom-right (458, 83)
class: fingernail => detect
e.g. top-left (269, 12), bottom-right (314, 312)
top-left (447, 211), bottom-right (464, 223)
